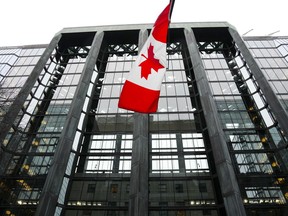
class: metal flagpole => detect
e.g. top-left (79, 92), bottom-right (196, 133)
top-left (169, 0), bottom-right (176, 20)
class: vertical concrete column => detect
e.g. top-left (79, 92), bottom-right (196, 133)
top-left (129, 29), bottom-right (149, 216)
top-left (35, 31), bottom-right (104, 216)
top-left (112, 134), bottom-right (122, 173)
top-left (184, 28), bottom-right (247, 216)
top-left (229, 27), bottom-right (288, 139)
top-left (0, 34), bottom-right (62, 174)
top-left (176, 133), bottom-right (185, 173)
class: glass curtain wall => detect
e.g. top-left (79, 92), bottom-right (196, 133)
top-left (2, 27), bottom-right (288, 216)
top-left (63, 29), bottom-right (225, 216)
top-left (63, 31), bottom-right (139, 216)
top-left (0, 46), bottom-right (47, 216)
top-left (0, 47), bottom-right (45, 123)
top-left (244, 38), bottom-right (288, 112)
top-left (198, 30), bottom-right (288, 215)
top-left (0, 40), bottom-right (91, 216)
top-left (148, 30), bottom-right (224, 216)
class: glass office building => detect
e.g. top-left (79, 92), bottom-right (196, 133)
top-left (0, 22), bottom-right (288, 216)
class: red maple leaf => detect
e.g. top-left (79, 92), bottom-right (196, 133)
top-left (139, 44), bottom-right (165, 80)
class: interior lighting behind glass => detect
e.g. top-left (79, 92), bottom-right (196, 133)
top-left (32, 140), bottom-right (39, 146)
top-left (261, 137), bottom-right (267, 143)
top-left (276, 178), bottom-right (285, 184)
top-left (272, 161), bottom-right (279, 167)
top-left (3, 139), bottom-right (9, 145)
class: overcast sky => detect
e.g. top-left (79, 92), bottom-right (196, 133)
top-left (0, 0), bottom-right (287, 47)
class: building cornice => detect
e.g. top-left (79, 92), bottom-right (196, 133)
top-left (57, 21), bottom-right (235, 35)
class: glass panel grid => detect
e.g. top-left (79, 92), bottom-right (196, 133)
top-left (0, 44), bottom-right (89, 215)
top-left (200, 39), bottom-right (288, 212)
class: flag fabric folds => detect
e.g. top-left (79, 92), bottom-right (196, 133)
top-left (118, 2), bottom-right (173, 113)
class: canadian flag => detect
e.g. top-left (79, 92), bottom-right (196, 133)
top-left (118, 2), bottom-right (173, 113)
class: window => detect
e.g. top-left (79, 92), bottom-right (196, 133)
top-left (159, 184), bottom-right (167, 193)
top-left (126, 184), bottom-right (130, 193)
top-left (203, 210), bottom-right (211, 215)
top-left (87, 184), bottom-right (96, 193)
top-left (160, 210), bottom-right (168, 216)
top-left (111, 184), bottom-right (118, 193)
top-left (175, 184), bottom-right (184, 193)
top-left (159, 202), bottom-right (168, 206)
top-left (199, 182), bottom-right (207, 193)
top-left (83, 211), bottom-right (92, 216)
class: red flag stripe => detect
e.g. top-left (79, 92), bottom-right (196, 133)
top-left (118, 80), bottom-right (160, 113)
top-left (152, 3), bottom-right (171, 43)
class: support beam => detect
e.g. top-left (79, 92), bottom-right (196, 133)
top-left (129, 29), bottom-right (149, 216)
top-left (35, 31), bottom-right (104, 216)
top-left (0, 34), bottom-right (62, 175)
top-left (184, 28), bottom-right (247, 216)
top-left (229, 27), bottom-right (288, 140)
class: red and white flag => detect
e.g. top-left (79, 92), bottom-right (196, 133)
top-left (118, 1), bottom-right (174, 113)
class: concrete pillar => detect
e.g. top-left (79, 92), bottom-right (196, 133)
top-left (176, 133), bottom-right (185, 173)
top-left (112, 134), bottom-right (122, 173)
top-left (0, 34), bottom-right (62, 175)
top-left (184, 28), bottom-right (247, 216)
top-left (35, 31), bottom-right (104, 216)
top-left (129, 29), bottom-right (149, 216)
top-left (229, 27), bottom-right (288, 140)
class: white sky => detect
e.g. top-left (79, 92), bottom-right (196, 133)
top-left (0, 0), bottom-right (287, 47)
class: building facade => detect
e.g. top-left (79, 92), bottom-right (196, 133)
top-left (0, 22), bottom-right (288, 216)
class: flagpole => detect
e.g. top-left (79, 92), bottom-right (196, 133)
top-left (169, 0), bottom-right (175, 20)
top-left (168, 0), bottom-right (175, 69)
